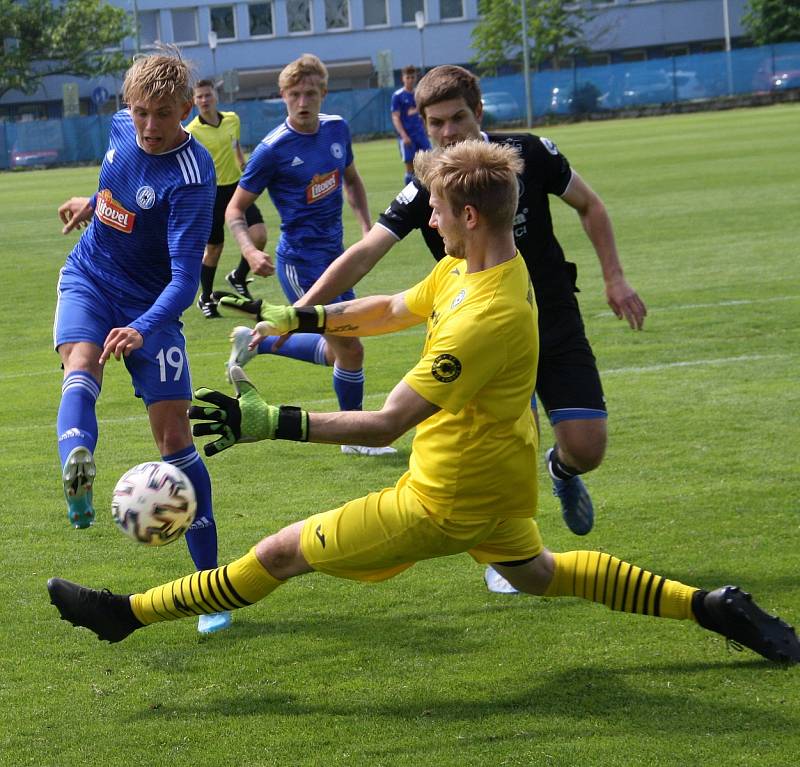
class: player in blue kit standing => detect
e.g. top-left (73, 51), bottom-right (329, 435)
top-left (54, 50), bottom-right (231, 634)
top-left (391, 66), bottom-right (431, 184)
top-left (223, 53), bottom-right (395, 456)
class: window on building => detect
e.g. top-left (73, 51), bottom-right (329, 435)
top-left (363, 0), bottom-right (387, 26)
top-left (440, 0), bottom-right (462, 19)
top-left (249, 2), bottom-right (274, 36)
top-left (287, 0), bottom-right (312, 32)
top-left (401, 0), bottom-right (424, 23)
top-left (210, 5), bottom-right (236, 40)
top-left (326, 0), bottom-right (350, 29)
top-left (138, 10), bottom-right (160, 47)
top-left (172, 9), bottom-right (198, 44)
top-left (664, 45), bottom-right (689, 58)
top-left (621, 50), bottom-right (647, 62)
top-left (584, 52), bottom-right (611, 67)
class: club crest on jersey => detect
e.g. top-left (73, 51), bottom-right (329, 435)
top-left (330, 142), bottom-right (344, 159)
top-left (95, 189), bottom-right (135, 234)
top-left (431, 353), bottom-right (461, 383)
top-left (136, 186), bottom-right (156, 210)
top-left (540, 137), bottom-right (559, 155)
top-left (306, 170), bottom-right (340, 203)
top-left (451, 288), bottom-right (466, 309)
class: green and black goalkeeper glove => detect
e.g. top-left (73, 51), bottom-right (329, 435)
top-left (215, 292), bottom-right (266, 320)
top-left (188, 365), bottom-right (308, 457)
top-left (217, 293), bottom-right (326, 335)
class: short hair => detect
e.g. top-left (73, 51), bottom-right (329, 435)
top-left (123, 47), bottom-right (195, 106)
top-left (413, 140), bottom-right (523, 231)
top-left (279, 54), bottom-right (329, 91)
top-left (194, 79), bottom-right (215, 91)
top-left (401, 66), bottom-right (418, 77)
top-left (414, 65), bottom-right (482, 120)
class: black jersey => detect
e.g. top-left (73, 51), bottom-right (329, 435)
top-left (377, 131), bottom-right (578, 310)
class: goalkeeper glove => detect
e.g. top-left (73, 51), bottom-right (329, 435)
top-left (188, 365), bottom-right (308, 457)
top-left (217, 293), bottom-right (326, 335)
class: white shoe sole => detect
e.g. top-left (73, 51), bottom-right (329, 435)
top-left (340, 445), bottom-right (398, 456)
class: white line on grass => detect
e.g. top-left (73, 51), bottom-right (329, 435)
top-left (593, 294), bottom-right (799, 319)
top-left (4, 353), bottom-right (791, 434)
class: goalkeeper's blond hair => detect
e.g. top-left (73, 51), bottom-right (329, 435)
top-left (414, 140), bottom-right (523, 232)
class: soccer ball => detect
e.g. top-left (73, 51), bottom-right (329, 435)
top-left (111, 462), bottom-right (196, 546)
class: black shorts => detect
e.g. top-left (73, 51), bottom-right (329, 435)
top-left (209, 182), bottom-right (264, 245)
top-left (535, 298), bottom-right (606, 421)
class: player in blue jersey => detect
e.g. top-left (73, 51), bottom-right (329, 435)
top-left (222, 53), bottom-right (395, 456)
top-left (54, 51), bottom-right (231, 634)
top-left (391, 66), bottom-right (431, 184)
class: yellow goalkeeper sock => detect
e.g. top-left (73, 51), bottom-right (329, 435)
top-left (544, 551), bottom-right (698, 621)
top-left (130, 547), bottom-right (282, 626)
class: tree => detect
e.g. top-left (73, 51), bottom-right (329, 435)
top-left (0, 0), bottom-right (131, 99)
top-left (742, 0), bottom-right (800, 45)
top-left (471, 0), bottom-right (594, 76)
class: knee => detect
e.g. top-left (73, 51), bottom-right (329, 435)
top-left (203, 244), bottom-right (223, 266)
top-left (555, 425), bottom-right (607, 473)
top-left (332, 337), bottom-right (364, 369)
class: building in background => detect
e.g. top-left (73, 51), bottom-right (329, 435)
top-left (1, 0), bottom-right (750, 119)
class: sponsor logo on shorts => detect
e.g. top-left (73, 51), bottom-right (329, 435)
top-left (431, 353), bottom-right (461, 383)
top-left (136, 185), bottom-right (156, 210)
top-left (95, 189), bottom-right (135, 233)
top-left (306, 170), bottom-right (340, 203)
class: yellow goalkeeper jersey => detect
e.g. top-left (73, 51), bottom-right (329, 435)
top-left (402, 253), bottom-right (539, 520)
top-left (185, 111), bottom-right (242, 186)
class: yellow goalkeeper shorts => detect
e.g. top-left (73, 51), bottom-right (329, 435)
top-left (299, 478), bottom-right (543, 582)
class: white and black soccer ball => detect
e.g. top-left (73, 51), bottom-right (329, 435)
top-left (111, 462), bottom-right (196, 546)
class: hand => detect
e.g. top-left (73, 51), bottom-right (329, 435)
top-left (189, 366), bottom-right (278, 456)
top-left (59, 197), bottom-right (93, 234)
top-left (606, 277), bottom-right (647, 331)
top-left (243, 249), bottom-right (275, 277)
top-left (402, 136), bottom-right (412, 146)
top-left (100, 327), bottom-right (143, 364)
top-left (254, 304), bottom-right (301, 337)
top-left (216, 293), bottom-right (266, 321)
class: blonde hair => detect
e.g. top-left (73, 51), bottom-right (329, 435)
top-left (414, 140), bottom-right (523, 231)
top-left (123, 46), bottom-right (194, 106)
top-left (279, 54), bottom-right (329, 91)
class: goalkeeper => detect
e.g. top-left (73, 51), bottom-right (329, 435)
top-left (47, 141), bottom-right (800, 665)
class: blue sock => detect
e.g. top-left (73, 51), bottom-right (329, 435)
top-left (57, 371), bottom-right (100, 467)
top-left (164, 445), bottom-right (218, 571)
top-left (404, 171), bottom-right (414, 184)
top-left (257, 334), bottom-right (328, 365)
top-left (333, 364), bottom-right (364, 411)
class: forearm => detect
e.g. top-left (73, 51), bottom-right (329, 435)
top-left (307, 409), bottom-right (401, 446)
top-left (298, 234), bottom-right (388, 306)
top-left (391, 113), bottom-right (408, 140)
top-left (323, 293), bottom-right (419, 337)
top-left (227, 208), bottom-right (265, 258)
top-left (580, 202), bottom-right (623, 283)
top-left (344, 180), bottom-right (371, 234)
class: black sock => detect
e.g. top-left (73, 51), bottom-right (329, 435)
top-left (233, 258), bottom-right (250, 282)
top-left (548, 445), bottom-right (582, 481)
top-left (200, 264), bottom-right (217, 300)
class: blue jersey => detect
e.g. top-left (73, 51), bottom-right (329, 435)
top-left (240, 114), bottom-right (354, 265)
top-left (391, 88), bottom-right (426, 138)
top-left (67, 110), bottom-right (215, 338)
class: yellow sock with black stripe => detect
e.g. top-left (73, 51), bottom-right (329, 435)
top-left (545, 551), bottom-right (698, 621)
top-left (130, 547), bottom-right (282, 626)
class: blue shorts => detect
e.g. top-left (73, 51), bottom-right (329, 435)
top-left (54, 264), bottom-right (193, 406)
top-left (276, 257), bottom-right (355, 305)
top-left (398, 131), bottom-right (431, 163)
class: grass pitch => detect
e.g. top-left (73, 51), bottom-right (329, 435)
top-left (0, 104), bottom-right (799, 766)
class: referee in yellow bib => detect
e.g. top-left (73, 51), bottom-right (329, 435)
top-left (186, 79), bottom-right (266, 317)
top-left (47, 141), bottom-right (800, 665)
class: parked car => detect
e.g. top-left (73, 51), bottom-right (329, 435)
top-left (549, 83), bottom-right (605, 115)
top-left (9, 145), bottom-right (61, 168)
top-left (772, 69), bottom-right (800, 90)
top-left (480, 91), bottom-right (521, 125)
